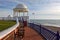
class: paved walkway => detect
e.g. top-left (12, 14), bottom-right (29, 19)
top-left (23, 27), bottom-right (44, 40)
top-left (15, 26), bottom-right (45, 40)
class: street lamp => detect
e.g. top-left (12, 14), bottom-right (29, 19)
top-left (32, 13), bottom-right (35, 23)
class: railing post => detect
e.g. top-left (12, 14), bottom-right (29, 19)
top-left (14, 31), bottom-right (16, 40)
top-left (56, 31), bottom-right (59, 40)
top-left (40, 24), bottom-right (41, 34)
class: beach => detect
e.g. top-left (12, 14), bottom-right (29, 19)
top-left (30, 19), bottom-right (60, 33)
top-left (42, 25), bottom-right (60, 33)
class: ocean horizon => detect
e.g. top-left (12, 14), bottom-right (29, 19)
top-left (29, 19), bottom-right (60, 27)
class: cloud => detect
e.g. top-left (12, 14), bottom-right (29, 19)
top-left (0, 0), bottom-right (60, 19)
top-left (0, 9), bottom-right (13, 17)
top-left (0, 0), bottom-right (20, 9)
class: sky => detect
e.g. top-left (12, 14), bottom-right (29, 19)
top-left (0, 0), bottom-right (60, 19)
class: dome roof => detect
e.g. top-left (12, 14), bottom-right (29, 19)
top-left (13, 4), bottom-right (28, 12)
top-left (16, 4), bottom-right (27, 9)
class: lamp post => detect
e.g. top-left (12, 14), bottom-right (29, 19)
top-left (32, 13), bottom-right (35, 23)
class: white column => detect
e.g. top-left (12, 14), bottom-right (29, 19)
top-left (19, 12), bottom-right (20, 17)
top-left (19, 12), bottom-right (21, 20)
top-left (27, 12), bottom-right (29, 22)
top-left (13, 11), bottom-right (15, 17)
top-left (16, 12), bottom-right (17, 17)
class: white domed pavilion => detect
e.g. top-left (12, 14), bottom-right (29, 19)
top-left (13, 4), bottom-right (29, 26)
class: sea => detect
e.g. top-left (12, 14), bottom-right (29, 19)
top-left (29, 19), bottom-right (60, 27)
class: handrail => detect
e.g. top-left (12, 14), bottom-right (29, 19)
top-left (0, 22), bottom-right (19, 39)
top-left (0, 17), bottom-right (19, 39)
top-left (28, 23), bottom-right (60, 40)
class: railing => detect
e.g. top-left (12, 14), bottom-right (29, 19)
top-left (28, 23), bottom-right (60, 40)
top-left (0, 17), bottom-right (19, 40)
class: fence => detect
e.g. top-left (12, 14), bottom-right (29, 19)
top-left (28, 23), bottom-right (60, 40)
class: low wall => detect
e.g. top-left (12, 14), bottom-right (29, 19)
top-left (0, 22), bottom-right (19, 40)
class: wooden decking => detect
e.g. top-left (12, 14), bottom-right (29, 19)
top-left (23, 27), bottom-right (44, 40)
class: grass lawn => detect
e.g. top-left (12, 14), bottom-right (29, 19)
top-left (0, 20), bottom-right (16, 31)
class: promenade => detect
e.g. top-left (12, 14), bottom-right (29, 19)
top-left (15, 26), bottom-right (45, 40)
top-left (23, 27), bottom-right (44, 40)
